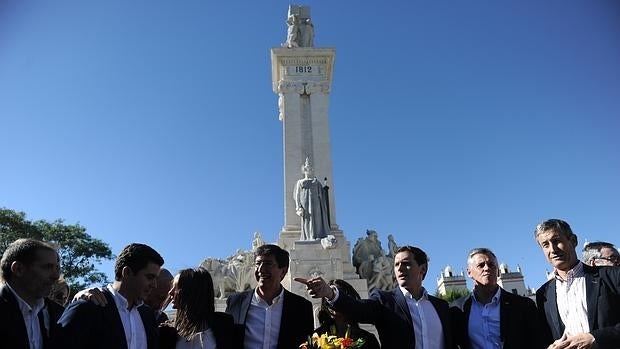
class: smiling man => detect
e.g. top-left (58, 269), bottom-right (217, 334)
top-left (535, 219), bottom-right (620, 349)
top-left (225, 244), bottom-right (313, 349)
top-left (450, 248), bottom-right (542, 349)
top-left (0, 238), bottom-right (64, 349)
top-left (54, 243), bottom-right (164, 349)
top-left (300, 245), bottom-right (455, 349)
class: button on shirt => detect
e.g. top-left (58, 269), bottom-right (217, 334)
top-left (468, 287), bottom-right (502, 349)
top-left (6, 283), bottom-right (47, 349)
top-left (106, 285), bottom-right (148, 349)
top-left (555, 262), bottom-right (589, 336)
top-left (243, 287), bottom-right (284, 349)
top-left (400, 287), bottom-right (444, 349)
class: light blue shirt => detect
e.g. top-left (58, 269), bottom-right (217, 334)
top-left (468, 287), bottom-right (502, 349)
top-left (400, 287), bottom-right (444, 349)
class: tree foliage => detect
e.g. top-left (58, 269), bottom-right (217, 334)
top-left (0, 208), bottom-right (114, 292)
top-left (435, 288), bottom-right (470, 303)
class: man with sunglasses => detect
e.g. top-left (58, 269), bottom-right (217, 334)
top-left (582, 241), bottom-right (620, 267)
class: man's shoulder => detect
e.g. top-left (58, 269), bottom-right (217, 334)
top-left (283, 288), bottom-right (311, 306)
top-left (449, 294), bottom-right (471, 310)
top-left (227, 289), bottom-right (252, 302)
top-left (536, 278), bottom-right (554, 296)
top-left (499, 288), bottom-right (535, 307)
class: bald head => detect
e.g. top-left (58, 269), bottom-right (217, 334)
top-left (145, 268), bottom-right (173, 310)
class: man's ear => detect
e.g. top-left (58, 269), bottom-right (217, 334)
top-left (10, 261), bottom-right (24, 276)
top-left (569, 234), bottom-right (578, 248)
top-left (121, 266), bottom-right (134, 279)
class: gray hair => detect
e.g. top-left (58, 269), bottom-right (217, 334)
top-left (582, 241), bottom-right (616, 264)
top-left (534, 219), bottom-right (575, 240)
top-left (467, 247), bottom-right (498, 266)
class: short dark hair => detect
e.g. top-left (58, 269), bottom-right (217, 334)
top-left (174, 267), bottom-right (215, 340)
top-left (254, 244), bottom-right (289, 269)
top-left (1, 238), bottom-right (57, 282)
top-left (395, 245), bottom-right (429, 278)
top-left (582, 241), bottom-right (617, 264)
top-left (114, 243), bottom-right (164, 281)
top-left (535, 219), bottom-right (575, 240)
top-left (318, 279), bottom-right (361, 326)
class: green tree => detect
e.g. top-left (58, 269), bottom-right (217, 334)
top-left (0, 208), bottom-right (114, 292)
top-left (435, 288), bottom-right (470, 303)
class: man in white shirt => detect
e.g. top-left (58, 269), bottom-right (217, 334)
top-left (535, 219), bottom-right (620, 349)
top-left (0, 238), bottom-right (65, 349)
top-left (55, 243), bottom-right (164, 349)
top-left (226, 244), bottom-right (313, 349)
top-left (298, 245), bottom-right (455, 349)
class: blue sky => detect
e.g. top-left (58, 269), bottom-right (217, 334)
top-left (1, 0), bottom-right (619, 292)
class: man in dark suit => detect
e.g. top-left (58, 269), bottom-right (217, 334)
top-left (300, 245), bottom-right (455, 349)
top-left (55, 243), bottom-right (164, 349)
top-left (0, 238), bottom-right (65, 349)
top-left (450, 247), bottom-right (542, 349)
top-left (535, 219), bottom-right (620, 349)
top-left (225, 244), bottom-right (313, 349)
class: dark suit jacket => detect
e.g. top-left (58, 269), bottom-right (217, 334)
top-left (0, 284), bottom-right (65, 349)
top-left (332, 287), bottom-right (455, 349)
top-left (159, 312), bottom-right (239, 349)
top-left (225, 287), bottom-right (314, 349)
top-left (450, 287), bottom-right (543, 349)
top-left (536, 264), bottom-right (620, 349)
top-left (54, 287), bottom-right (159, 349)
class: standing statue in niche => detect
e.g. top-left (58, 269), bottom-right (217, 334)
top-left (294, 157), bottom-right (330, 240)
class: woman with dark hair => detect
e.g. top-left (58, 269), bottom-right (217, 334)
top-left (161, 267), bottom-right (239, 349)
top-left (314, 279), bottom-right (381, 349)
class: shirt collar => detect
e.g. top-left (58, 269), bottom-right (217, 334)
top-left (554, 262), bottom-right (584, 282)
top-left (106, 284), bottom-right (143, 311)
top-left (252, 286), bottom-right (285, 306)
top-left (471, 285), bottom-right (501, 305)
top-left (5, 282), bottom-right (45, 313)
top-left (399, 286), bottom-right (428, 301)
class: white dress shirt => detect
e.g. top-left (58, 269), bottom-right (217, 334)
top-left (106, 284), bottom-right (148, 349)
top-left (243, 287), bottom-right (284, 349)
top-left (6, 283), bottom-right (47, 349)
top-left (400, 287), bottom-right (444, 349)
top-left (555, 262), bottom-right (589, 336)
top-left (468, 287), bottom-right (502, 349)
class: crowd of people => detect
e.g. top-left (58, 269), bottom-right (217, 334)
top-left (1, 218), bottom-right (618, 349)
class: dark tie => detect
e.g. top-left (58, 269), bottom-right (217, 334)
top-left (38, 308), bottom-right (49, 348)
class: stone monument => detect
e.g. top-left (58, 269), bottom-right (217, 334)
top-left (272, 5), bottom-right (366, 302)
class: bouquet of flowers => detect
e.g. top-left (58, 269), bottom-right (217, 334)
top-left (300, 333), bottom-right (366, 349)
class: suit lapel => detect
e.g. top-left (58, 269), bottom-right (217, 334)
top-left (1, 285), bottom-right (30, 348)
top-left (102, 289), bottom-right (129, 349)
top-left (499, 290), bottom-right (509, 342)
top-left (277, 290), bottom-right (290, 349)
top-left (544, 280), bottom-right (563, 339)
top-left (584, 266), bottom-right (600, 330)
top-left (393, 288), bottom-right (413, 326)
top-left (240, 290), bottom-right (253, 325)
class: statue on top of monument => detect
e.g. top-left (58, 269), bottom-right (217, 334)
top-left (284, 5), bottom-right (314, 48)
top-left (294, 157), bottom-right (330, 240)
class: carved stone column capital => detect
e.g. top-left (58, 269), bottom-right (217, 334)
top-left (277, 80), bottom-right (305, 94)
top-left (304, 81), bottom-right (330, 94)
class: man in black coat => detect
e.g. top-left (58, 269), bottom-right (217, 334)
top-left (450, 247), bottom-right (543, 349)
top-left (225, 244), bottom-right (313, 349)
top-left (0, 238), bottom-right (65, 349)
top-left (300, 245), bottom-right (455, 349)
top-left (535, 219), bottom-right (620, 349)
top-left (54, 243), bottom-right (164, 349)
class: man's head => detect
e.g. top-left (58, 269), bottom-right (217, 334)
top-left (145, 268), bottom-right (173, 311)
top-left (0, 238), bottom-right (60, 303)
top-left (534, 219), bottom-right (579, 272)
top-left (393, 246), bottom-right (428, 291)
top-left (466, 248), bottom-right (499, 289)
top-left (49, 276), bottom-right (70, 306)
top-left (114, 243), bottom-right (164, 303)
top-left (254, 244), bottom-right (289, 292)
top-left (582, 241), bottom-right (620, 267)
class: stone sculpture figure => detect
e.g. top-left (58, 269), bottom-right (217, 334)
top-left (352, 230), bottom-right (385, 272)
top-left (285, 13), bottom-right (300, 47)
top-left (284, 5), bottom-right (314, 48)
top-left (294, 157), bottom-right (330, 240)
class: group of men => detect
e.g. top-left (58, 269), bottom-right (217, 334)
top-left (1, 218), bottom-right (618, 349)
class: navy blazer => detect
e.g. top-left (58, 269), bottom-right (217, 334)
top-left (0, 284), bottom-right (65, 349)
top-left (225, 287), bottom-right (314, 349)
top-left (54, 287), bottom-right (159, 349)
top-left (332, 287), bottom-right (455, 349)
top-left (450, 287), bottom-right (544, 349)
top-left (536, 264), bottom-right (620, 349)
